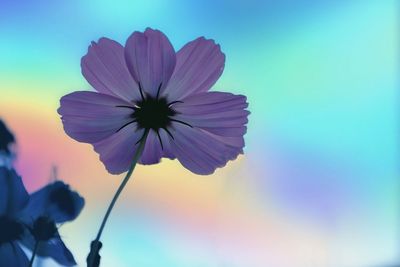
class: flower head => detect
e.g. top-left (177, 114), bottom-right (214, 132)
top-left (23, 181), bottom-right (85, 223)
top-left (20, 181), bottom-right (85, 266)
top-left (59, 28), bottom-right (249, 175)
top-left (0, 167), bottom-right (30, 266)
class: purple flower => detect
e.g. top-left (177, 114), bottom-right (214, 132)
top-left (58, 28), bottom-right (249, 175)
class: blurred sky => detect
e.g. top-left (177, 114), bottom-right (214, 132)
top-left (0, 0), bottom-right (398, 266)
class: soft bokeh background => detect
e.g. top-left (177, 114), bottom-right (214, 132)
top-left (0, 0), bottom-right (398, 266)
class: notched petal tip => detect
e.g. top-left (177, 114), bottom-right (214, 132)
top-left (144, 27), bottom-right (160, 34)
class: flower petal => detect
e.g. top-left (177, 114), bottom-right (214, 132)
top-left (136, 128), bottom-right (176, 164)
top-left (158, 128), bottom-right (176, 160)
top-left (168, 124), bottom-right (240, 175)
top-left (138, 130), bottom-right (163, 165)
top-left (81, 37), bottom-right (142, 102)
top-left (124, 28), bottom-right (176, 98)
top-left (93, 124), bottom-right (146, 174)
top-left (167, 92), bottom-right (249, 175)
top-left (173, 91), bottom-right (249, 140)
top-left (21, 181), bottom-right (85, 224)
top-left (58, 91), bottom-right (136, 144)
top-left (164, 37), bottom-right (225, 101)
top-left (0, 242), bottom-right (29, 266)
top-left (21, 233), bottom-right (76, 266)
top-left (0, 167), bottom-right (29, 216)
top-left (38, 236), bottom-right (76, 266)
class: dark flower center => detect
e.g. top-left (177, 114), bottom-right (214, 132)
top-left (31, 216), bottom-right (58, 241)
top-left (115, 83), bottom-right (193, 149)
top-left (133, 96), bottom-right (176, 130)
top-left (49, 186), bottom-right (75, 217)
top-left (0, 216), bottom-right (24, 245)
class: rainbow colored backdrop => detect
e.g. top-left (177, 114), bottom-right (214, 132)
top-left (0, 1), bottom-right (398, 266)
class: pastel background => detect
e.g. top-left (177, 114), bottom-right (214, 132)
top-left (0, 0), bottom-right (398, 266)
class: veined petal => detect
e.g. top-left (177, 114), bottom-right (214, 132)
top-left (158, 128), bottom-right (176, 160)
top-left (0, 167), bottom-right (29, 216)
top-left (81, 38), bottom-right (142, 102)
top-left (93, 124), bottom-right (145, 174)
top-left (137, 128), bottom-right (176, 163)
top-left (124, 28), bottom-right (176, 98)
top-left (164, 37), bottom-right (225, 101)
top-left (0, 242), bottom-right (29, 266)
top-left (138, 130), bottom-right (163, 165)
top-left (168, 124), bottom-right (239, 175)
top-left (166, 91), bottom-right (249, 174)
top-left (21, 181), bottom-right (84, 224)
top-left (173, 91), bottom-right (249, 139)
top-left (58, 91), bottom-right (136, 144)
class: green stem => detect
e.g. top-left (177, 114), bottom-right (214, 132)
top-left (29, 241), bottom-right (39, 267)
top-left (87, 129), bottom-right (149, 267)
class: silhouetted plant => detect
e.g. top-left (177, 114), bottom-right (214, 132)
top-left (21, 181), bottom-right (85, 266)
top-left (0, 120), bottom-right (85, 266)
top-left (0, 166), bottom-right (85, 266)
top-left (0, 119), bottom-right (16, 168)
top-left (0, 167), bottom-right (31, 266)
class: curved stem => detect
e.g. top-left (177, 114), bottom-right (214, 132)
top-left (87, 129), bottom-right (149, 267)
top-left (95, 129), bottom-right (148, 241)
top-left (29, 241), bottom-right (39, 267)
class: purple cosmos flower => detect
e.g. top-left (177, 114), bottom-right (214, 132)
top-left (20, 181), bottom-right (85, 266)
top-left (58, 28), bottom-right (249, 175)
top-left (0, 167), bottom-right (30, 266)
